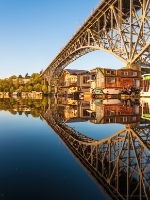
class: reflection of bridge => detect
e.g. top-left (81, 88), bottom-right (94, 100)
top-left (41, 104), bottom-right (150, 199)
top-left (41, 0), bottom-right (150, 88)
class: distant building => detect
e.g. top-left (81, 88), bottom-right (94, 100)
top-left (12, 78), bottom-right (30, 84)
top-left (22, 91), bottom-right (43, 99)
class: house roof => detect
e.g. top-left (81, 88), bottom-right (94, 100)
top-left (65, 69), bottom-right (89, 75)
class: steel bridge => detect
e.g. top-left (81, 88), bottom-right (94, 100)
top-left (41, 0), bottom-right (150, 89)
top-left (41, 103), bottom-right (150, 200)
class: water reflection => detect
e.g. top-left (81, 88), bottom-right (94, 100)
top-left (0, 97), bottom-right (48, 118)
top-left (41, 97), bottom-right (150, 199)
top-left (0, 97), bottom-right (150, 199)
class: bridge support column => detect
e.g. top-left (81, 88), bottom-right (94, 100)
top-left (48, 97), bottom-right (51, 110)
top-left (43, 78), bottom-right (46, 85)
top-left (54, 86), bottom-right (58, 95)
top-left (54, 97), bottom-right (58, 105)
top-left (47, 79), bottom-right (51, 94)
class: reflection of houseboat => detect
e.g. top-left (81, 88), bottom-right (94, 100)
top-left (88, 99), bottom-right (140, 125)
top-left (58, 100), bottom-right (92, 122)
top-left (140, 98), bottom-right (150, 120)
top-left (0, 92), bottom-right (10, 98)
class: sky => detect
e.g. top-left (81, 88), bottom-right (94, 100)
top-left (0, 0), bottom-right (125, 79)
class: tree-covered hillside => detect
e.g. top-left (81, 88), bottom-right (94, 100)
top-left (0, 73), bottom-right (48, 94)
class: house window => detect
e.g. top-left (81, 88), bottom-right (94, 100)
top-left (120, 117), bottom-right (127, 122)
top-left (131, 116), bottom-right (136, 121)
top-left (144, 80), bottom-right (148, 84)
top-left (121, 71), bottom-right (128, 76)
top-left (107, 77), bottom-right (116, 83)
top-left (106, 118), bottom-right (114, 123)
top-left (107, 110), bottom-right (115, 115)
top-left (106, 70), bottom-right (116, 75)
top-left (91, 74), bottom-right (96, 80)
top-left (131, 71), bottom-right (137, 76)
top-left (83, 109), bottom-right (90, 116)
top-left (83, 76), bottom-right (90, 84)
top-left (144, 103), bottom-right (148, 107)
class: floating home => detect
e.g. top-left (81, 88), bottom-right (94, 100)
top-left (59, 69), bottom-right (90, 97)
top-left (88, 65), bottom-right (141, 97)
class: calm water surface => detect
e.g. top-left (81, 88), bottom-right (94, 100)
top-left (0, 110), bottom-right (108, 200)
top-left (0, 97), bottom-right (150, 200)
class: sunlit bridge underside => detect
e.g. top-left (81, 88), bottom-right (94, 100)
top-left (41, 105), bottom-right (150, 200)
top-left (42, 0), bottom-right (150, 86)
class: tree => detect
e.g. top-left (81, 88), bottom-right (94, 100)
top-left (25, 73), bottom-right (30, 78)
top-left (33, 83), bottom-right (41, 91)
top-left (10, 86), bottom-right (15, 92)
top-left (18, 75), bottom-right (22, 78)
top-left (13, 78), bottom-right (19, 89)
top-left (42, 85), bottom-right (48, 94)
top-left (28, 85), bottom-right (33, 92)
top-left (9, 75), bottom-right (17, 79)
top-left (0, 85), bottom-right (3, 92)
top-left (18, 86), bottom-right (24, 92)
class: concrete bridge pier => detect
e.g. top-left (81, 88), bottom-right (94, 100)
top-left (48, 97), bottom-right (51, 110)
top-left (47, 78), bottom-right (51, 94)
top-left (54, 86), bottom-right (58, 96)
top-left (54, 96), bottom-right (58, 105)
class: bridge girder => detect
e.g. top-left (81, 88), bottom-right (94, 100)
top-left (42, 0), bottom-right (150, 86)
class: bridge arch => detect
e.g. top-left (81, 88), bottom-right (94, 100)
top-left (42, 0), bottom-right (150, 89)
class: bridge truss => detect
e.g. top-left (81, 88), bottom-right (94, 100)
top-left (42, 0), bottom-right (150, 87)
top-left (41, 105), bottom-right (150, 199)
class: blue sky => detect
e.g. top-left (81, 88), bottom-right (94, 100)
top-left (0, 0), bottom-right (125, 79)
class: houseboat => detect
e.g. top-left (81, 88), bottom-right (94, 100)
top-left (88, 65), bottom-right (141, 98)
top-left (140, 74), bottom-right (150, 97)
top-left (59, 69), bottom-right (90, 97)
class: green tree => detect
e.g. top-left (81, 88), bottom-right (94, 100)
top-left (42, 85), bottom-right (48, 94)
top-left (0, 85), bottom-right (3, 92)
top-left (25, 73), bottom-right (28, 78)
top-left (18, 86), bottom-right (24, 92)
top-left (28, 85), bottom-right (33, 92)
top-left (10, 86), bottom-right (15, 92)
top-left (14, 78), bottom-right (19, 89)
top-left (33, 83), bottom-right (41, 91)
top-left (9, 75), bottom-right (17, 79)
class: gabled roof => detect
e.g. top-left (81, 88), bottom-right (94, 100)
top-left (65, 69), bottom-right (89, 75)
